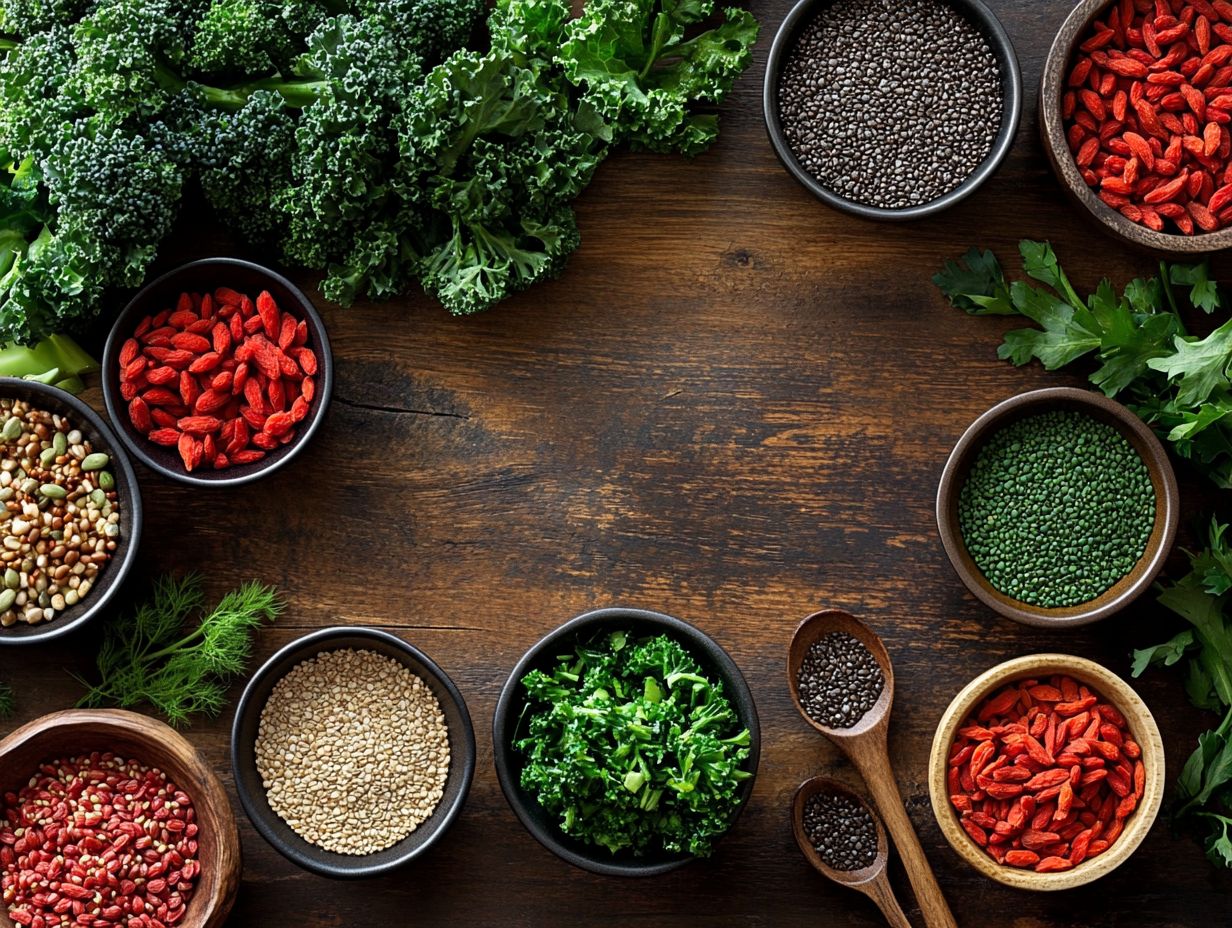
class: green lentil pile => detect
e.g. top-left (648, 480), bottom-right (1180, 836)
top-left (958, 410), bottom-right (1155, 608)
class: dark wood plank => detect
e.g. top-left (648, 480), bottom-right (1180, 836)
top-left (3, 0), bottom-right (1232, 924)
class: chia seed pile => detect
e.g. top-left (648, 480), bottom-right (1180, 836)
top-left (776, 0), bottom-right (1003, 208)
top-left (803, 791), bottom-right (878, 871)
top-left (958, 410), bottom-right (1156, 608)
top-left (797, 631), bottom-right (885, 728)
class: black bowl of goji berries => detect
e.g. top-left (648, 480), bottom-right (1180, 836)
top-left (101, 258), bottom-right (333, 487)
top-left (1043, 0), bottom-right (1232, 253)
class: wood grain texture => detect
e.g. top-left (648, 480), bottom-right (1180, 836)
top-left (2, 0), bottom-right (1232, 924)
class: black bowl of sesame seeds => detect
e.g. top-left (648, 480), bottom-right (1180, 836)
top-left (230, 626), bottom-right (476, 879)
top-left (764, 0), bottom-right (1022, 220)
top-left (0, 378), bottom-right (142, 646)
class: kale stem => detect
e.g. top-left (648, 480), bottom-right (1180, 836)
top-left (1159, 260), bottom-right (1182, 318)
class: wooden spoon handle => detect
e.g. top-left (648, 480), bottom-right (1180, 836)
top-left (851, 739), bottom-right (957, 928)
top-left (864, 876), bottom-right (914, 928)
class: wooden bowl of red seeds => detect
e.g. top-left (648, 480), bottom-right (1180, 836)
top-left (927, 654), bottom-right (1164, 890)
top-left (1043, 0), bottom-right (1232, 252)
top-left (0, 708), bottom-right (240, 928)
top-left (101, 258), bottom-right (332, 487)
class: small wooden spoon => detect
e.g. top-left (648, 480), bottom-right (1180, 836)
top-left (788, 609), bottom-right (956, 928)
top-left (792, 777), bottom-right (911, 928)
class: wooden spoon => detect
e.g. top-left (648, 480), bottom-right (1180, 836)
top-left (788, 609), bottom-right (956, 928)
top-left (792, 777), bottom-right (912, 928)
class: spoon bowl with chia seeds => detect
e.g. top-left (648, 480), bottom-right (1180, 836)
top-left (788, 610), bottom-right (957, 928)
top-left (792, 777), bottom-right (909, 928)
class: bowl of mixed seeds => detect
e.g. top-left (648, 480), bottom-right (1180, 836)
top-left (0, 378), bottom-right (141, 645)
top-left (764, 0), bottom-right (1022, 220)
top-left (936, 387), bottom-right (1179, 627)
top-left (229, 626), bottom-right (476, 878)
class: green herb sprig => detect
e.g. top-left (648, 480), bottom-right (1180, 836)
top-left (1132, 518), bottom-right (1232, 869)
top-left (934, 241), bottom-right (1232, 487)
top-left (75, 574), bottom-right (282, 728)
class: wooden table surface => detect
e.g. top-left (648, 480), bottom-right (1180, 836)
top-left (4, 0), bottom-right (1232, 924)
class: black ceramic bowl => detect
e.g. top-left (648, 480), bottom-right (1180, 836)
top-left (492, 607), bottom-right (761, 877)
top-left (230, 626), bottom-right (476, 879)
top-left (101, 258), bottom-right (332, 487)
top-left (0, 378), bottom-right (142, 646)
top-left (763, 0), bottom-right (1023, 220)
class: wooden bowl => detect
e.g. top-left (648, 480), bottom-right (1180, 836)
top-left (1041, 0), bottom-right (1232, 254)
top-left (927, 654), bottom-right (1164, 890)
top-left (0, 378), bottom-right (143, 646)
top-left (936, 387), bottom-right (1178, 627)
top-left (0, 709), bottom-right (240, 927)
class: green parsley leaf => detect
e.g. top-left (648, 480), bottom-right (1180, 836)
top-left (931, 248), bottom-right (1016, 315)
top-left (1171, 261), bottom-right (1222, 313)
top-left (1132, 629), bottom-right (1196, 676)
top-left (997, 281), bottom-right (1101, 368)
top-left (1148, 319), bottom-right (1232, 406)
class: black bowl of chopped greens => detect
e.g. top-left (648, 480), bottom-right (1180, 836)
top-left (493, 607), bottom-right (760, 876)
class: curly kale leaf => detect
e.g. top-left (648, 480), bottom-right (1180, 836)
top-left (559, 0), bottom-right (757, 155)
top-left (515, 630), bottom-right (752, 858)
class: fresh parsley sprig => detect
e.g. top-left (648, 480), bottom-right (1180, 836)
top-left (935, 241), bottom-right (1232, 486)
top-left (75, 574), bottom-right (282, 728)
top-left (1133, 519), bottom-right (1232, 869)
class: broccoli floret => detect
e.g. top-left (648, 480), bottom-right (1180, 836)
top-left (348, 0), bottom-right (481, 63)
top-left (187, 0), bottom-right (331, 77)
top-left (193, 90), bottom-right (297, 242)
top-left (0, 0), bottom-right (95, 37)
top-left (0, 122), bottom-right (182, 343)
top-left (0, 27), bottom-right (80, 157)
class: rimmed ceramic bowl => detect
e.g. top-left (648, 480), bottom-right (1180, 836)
top-left (230, 626), bottom-right (476, 879)
top-left (0, 709), bottom-right (240, 927)
top-left (936, 387), bottom-right (1178, 627)
top-left (764, 0), bottom-right (1022, 220)
top-left (1041, 0), bottom-right (1232, 254)
top-left (0, 378), bottom-right (142, 646)
top-left (101, 258), bottom-right (333, 487)
top-left (927, 654), bottom-right (1164, 890)
top-left (492, 606), bottom-right (761, 877)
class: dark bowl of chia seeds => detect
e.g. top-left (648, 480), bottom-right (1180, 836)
top-left (936, 387), bottom-right (1179, 628)
top-left (492, 606), bottom-right (761, 877)
top-left (764, 0), bottom-right (1022, 220)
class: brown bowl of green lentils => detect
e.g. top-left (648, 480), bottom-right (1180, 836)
top-left (0, 378), bottom-right (141, 645)
top-left (936, 387), bottom-right (1178, 628)
top-left (764, 0), bottom-right (1022, 220)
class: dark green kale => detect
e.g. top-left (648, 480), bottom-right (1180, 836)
top-left (516, 630), bottom-right (752, 857)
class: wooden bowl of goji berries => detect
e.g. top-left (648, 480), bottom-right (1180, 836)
top-left (0, 708), bottom-right (240, 928)
top-left (101, 258), bottom-right (332, 487)
top-left (927, 654), bottom-right (1164, 889)
top-left (1043, 0), bottom-right (1232, 251)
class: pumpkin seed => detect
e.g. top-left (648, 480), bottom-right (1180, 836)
top-left (38, 484), bottom-right (66, 500)
top-left (98, 470), bottom-right (114, 490)
top-left (52, 431), bottom-right (67, 456)
top-left (81, 452), bottom-right (109, 471)
top-left (1, 417), bottom-right (21, 442)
